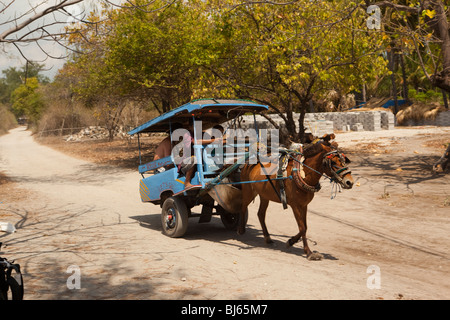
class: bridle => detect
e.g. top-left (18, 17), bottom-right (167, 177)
top-left (290, 149), bottom-right (351, 193)
top-left (322, 150), bottom-right (352, 185)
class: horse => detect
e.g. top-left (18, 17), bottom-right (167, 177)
top-left (237, 134), bottom-right (354, 260)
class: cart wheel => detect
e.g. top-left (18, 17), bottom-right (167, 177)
top-left (161, 196), bottom-right (189, 238)
top-left (0, 270), bottom-right (7, 300)
top-left (218, 206), bottom-right (248, 231)
top-left (0, 268), bottom-right (23, 300)
top-left (7, 270), bottom-right (23, 300)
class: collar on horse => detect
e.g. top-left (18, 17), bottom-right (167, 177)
top-left (291, 153), bottom-right (322, 193)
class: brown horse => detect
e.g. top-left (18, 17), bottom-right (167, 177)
top-left (237, 134), bottom-right (354, 260)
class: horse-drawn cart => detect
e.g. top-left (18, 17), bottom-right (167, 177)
top-left (128, 99), bottom-right (269, 238)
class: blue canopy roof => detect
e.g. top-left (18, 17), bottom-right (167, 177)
top-left (128, 99), bottom-right (269, 135)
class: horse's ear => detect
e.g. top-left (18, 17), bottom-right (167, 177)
top-left (321, 133), bottom-right (335, 142)
top-left (321, 133), bottom-right (336, 147)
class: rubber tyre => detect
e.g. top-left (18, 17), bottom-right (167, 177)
top-left (7, 271), bottom-right (23, 300)
top-left (0, 268), bottom-right (23, 300)
top-left (218, 206), bottom-right (248, 231)
top-left (161, 196), bottom-right (189, 238)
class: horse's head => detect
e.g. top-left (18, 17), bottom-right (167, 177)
top-left (322, 146), bottom-right (354, 189)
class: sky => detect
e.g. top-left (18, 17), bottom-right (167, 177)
top-left (0, 0), bottom-right (114, 79)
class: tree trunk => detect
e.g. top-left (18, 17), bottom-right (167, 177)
top-left (399, 53), bottom-right (408, 101)
top-left (388, 50), bottom-right (399, 114)
top-left (106, 102), bottom-right (126, 142)
top-left (298, 100), bottom-right (311, 143)
top-left (362, 84), bottom-right (366, 102)
top-left (429, 0), bottom-right (450, 93)
top-left (284, 100), bottom-right (297, 140)
top-left (373, 1), bottom-right (450, 94)
top-left (442, 89), bottom-right (449, 110)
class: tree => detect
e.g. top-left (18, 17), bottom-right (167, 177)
top-left (0, 63), bottom-right (49, 105)
top-left (55, 5), bottom-right (134, 140)
top-left (62, 0), bottom-right (212, 129)
top-left (0, 0), bottom-right (85, 61)
top-left (11, 77), bottom-right (46, 123)
top-left (56, 0), bottom-right (391, 143)
top-left (198, 0), bottom-right (388, 141)
top-left (0, 0), bottom-right (174, 62)
top-left (368, 0), bottom-right (450, 94)
top-left (102, 0), bottom-right (211, 113)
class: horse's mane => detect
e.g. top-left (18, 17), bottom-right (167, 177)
top-left (302, 142), bottom-right (324, 158)
top-left (302, 133), bottom-right (337, 158)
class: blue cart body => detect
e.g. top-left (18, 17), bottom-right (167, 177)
top-left (128, 99), bottom-right (269, 204)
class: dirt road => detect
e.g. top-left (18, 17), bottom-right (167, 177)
top-left (0, 126), bottom-right (449, 300)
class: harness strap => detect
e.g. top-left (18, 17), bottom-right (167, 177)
top-left (278, 154), bottom-right (289, 209)
top-left (292, 154), bottom-right (322, 193)
top-left (258, 161), bottom-right (284, 205)
top-left (213, 176), bottom-right (292, 185)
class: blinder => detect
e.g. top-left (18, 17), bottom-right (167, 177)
top-left (323, 150), bottom-right (352, 183)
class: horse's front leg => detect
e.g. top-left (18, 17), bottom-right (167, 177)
top-left (287, 205), bottom-right (323, 260)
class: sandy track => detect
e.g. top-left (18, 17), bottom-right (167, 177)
top-left (0, 126), bottom-right (449, 300)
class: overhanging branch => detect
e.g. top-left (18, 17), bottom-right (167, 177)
top-left (0, 0), bottom-right (84, 42)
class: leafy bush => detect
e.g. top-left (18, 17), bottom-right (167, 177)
top-left (10, 77), bottom-right (46, 124)
top-left (408, 88), bottom-right (443, 103)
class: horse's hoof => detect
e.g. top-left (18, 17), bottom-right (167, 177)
top-left (286, 239), bottom-right (293, 248)
top-left (307, 252), bottom-right (323, 261)
top-left (265, 238), bottom-right (274, 245)
top-left (237, 228), bottom-right (245, 235)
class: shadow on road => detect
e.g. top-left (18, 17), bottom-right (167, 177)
top-left (130, 213), bottom-right (338, 261)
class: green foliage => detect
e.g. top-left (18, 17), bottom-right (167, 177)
top-left (0, 69), bottom-right (22, 105)
top-left (408, 88), bottom-right (443, 103)
top-left (195, 0), bottom-right (388, 138)
top-left (379, 0), bottom-right (450, 94)
top-left (60, 0), bottom-right (390, 140)
top-left (105, 0), bottom-right (201, 112)
top-left (0, 64), bottom-right (49, 105)
top-left (65, 0), bottom-right (210, 114)
top-left (11, 77), bottom-right (46, 124)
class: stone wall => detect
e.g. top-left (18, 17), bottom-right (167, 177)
top-left (236, 110), bottom-right (396, 137)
